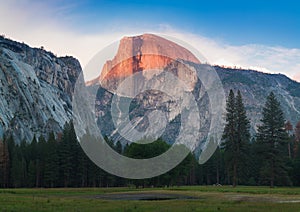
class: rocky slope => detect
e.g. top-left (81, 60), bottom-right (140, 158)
top-left (94, 62), bottom-right (300, 154)
top-left (0, 36), bottom-right (81, 143)
top-left (91, 34), bottom-right (300, 151)
top-left (216, 66), bottom-right (300, 132)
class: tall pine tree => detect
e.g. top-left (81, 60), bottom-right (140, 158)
top-left (0, 139), bottom-right (10, 187)
top-left (222, 90), bottom-right (250, 187)
top-left (294, 121), bottom-right (300, 158)
top-left (257, 92), bottom-right (290, 187)
top-left (284, 121), bottom-right (293, 159)
top-left (44, 132), bottom-right (59, 187)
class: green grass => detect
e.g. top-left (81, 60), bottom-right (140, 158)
top-left (1, 186), bottom-right (300, 211)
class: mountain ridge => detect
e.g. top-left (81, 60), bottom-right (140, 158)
top-left (1, 35), bottom-right (300, 144)
top-left (93, 64), bottom-right (300, 149)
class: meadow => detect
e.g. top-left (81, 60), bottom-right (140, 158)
top-left (1, 186), bottom-right (300, 211)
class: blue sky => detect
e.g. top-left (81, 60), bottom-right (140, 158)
top-left (56, 0), bottom-right (300, 48)
top-left (1, 0), bottom-right (300, 80)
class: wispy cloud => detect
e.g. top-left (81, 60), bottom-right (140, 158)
top-left (161, 29), bottom-right (300, 81)
top-left (1, 1), bottom-right (300, 82)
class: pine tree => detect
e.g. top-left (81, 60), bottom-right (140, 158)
top-left (68, 121), bottom-right (81, 187)
top-left (291, 121), bottom-right (300, 185)
top-left (58, 121), bottom-right (80, 187)
top-left (6, 136), bottom-right (15, 187)
top-left (37, 135), bottom-right (48, 187)
top-left (284, 121), bottom-right (293, 158)
top-left (11, 146), bottom-right (22, 188)
top-left (222, 90), bottom-right (236, 186)
top-left (78, 146), bottom-right (89, 187)
top-left (247, 138), bottom-right (261, 185)
top-left (19, 139), bottom-right (29, 187)
top-left (257, 92), bottom-right (290, 187)
top-left (28, 135), bottom-right (39, 187)
top-left (222, 90), bottom-right (250, 187)
top-left (58, 122), bottom-right (72, 187)
top-left (0, 139), bottom-right (10, 187)
top-left (202, 146), bottom-right (224, 185)
top-left (235, 91), bottom-right (251, 182)
top-left (294, 121), bottom-right (300, 158)
top-left (44, 132), bottom-right (59, 187)
top-left (27, 160), bottom-right (36, 187)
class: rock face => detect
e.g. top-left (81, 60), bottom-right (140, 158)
top-left (1, 34), bottom-right (300, 148)
top-left (94, 63), bottom-right (300, 152)
top-left (89, 34), bottom-right (200, 92)
top-left (90, 34), bottom-right (300, 152)
top-left (0, 36), bottom-right (81, 143)
top-left (216, 66), bottom-right (300, 132)
top-left (95, 64), bottom-right (211, 151)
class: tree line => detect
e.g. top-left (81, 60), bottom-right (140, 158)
top-left (221, 90), bottom-right (297, 187)
top-left (0, 122), bottom-right (196, 188)
top-left (1, 90), bottom-right (300, 188)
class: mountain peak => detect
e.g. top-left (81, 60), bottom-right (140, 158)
top-left (87, 34), bottom-right (201, 89)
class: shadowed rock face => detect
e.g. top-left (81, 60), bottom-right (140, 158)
top-left (90, 34), bottom-right (201, 92)
top-left (0, 36), bottom-right (81, 143)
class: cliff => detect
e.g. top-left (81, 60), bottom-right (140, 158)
top-left (89, 34), bottom-right (200, 92)
top-left (0, 36), bottom-right (81, 142)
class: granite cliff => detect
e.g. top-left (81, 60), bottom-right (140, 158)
top-left (0, 35), bottom-right (81, 143)
top-left (90, 34), bottom-right (300, 151)
top-left (88, 34), bottom-right (200, 92)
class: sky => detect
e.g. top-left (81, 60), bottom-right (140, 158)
top-left (1, 0), bottom-right (300, 81)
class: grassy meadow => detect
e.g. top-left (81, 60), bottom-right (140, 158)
top-left (1, 186), bottom-right (300, 211)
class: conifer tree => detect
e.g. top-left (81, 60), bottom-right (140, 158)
top-left (0, 139), bottom-right (10, 187)
top-left (284, 121), bottom-right (293, 158)
top-left (222, 90), bottom-right (250, 187)
top-left (235, 91), bottom-right (251, 181)
top-left (257, 92), bottom-right (290, 187)
top-left (44, 132), bottom-right (59, 187)
top-left (294, 121), bottom-right (300, 158)
top-left (11, 146), bottom-right (22, 188)
top-left (59, 122), bottom-right (72, 187)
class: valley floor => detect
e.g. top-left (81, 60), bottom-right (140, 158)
top-left (1, 186), bottom-right (300, 211)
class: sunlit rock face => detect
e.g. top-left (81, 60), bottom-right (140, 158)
top-left (87, 34), bottom-right (211, 152)
top-left (0, 36), bottom-right (81, 143)
top-left (89, 34), bottom-right (200, 93)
